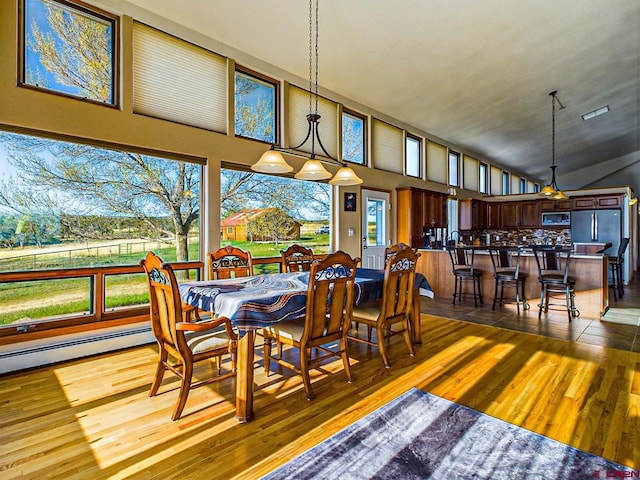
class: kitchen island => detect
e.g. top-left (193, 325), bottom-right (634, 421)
top-left (417, 247), bottom-right (608, 319)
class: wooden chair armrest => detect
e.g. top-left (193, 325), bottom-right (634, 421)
top-left (176, 316), bottom-right (237, 338)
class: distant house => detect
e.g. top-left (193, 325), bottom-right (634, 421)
top-left (221, 208), bottom-right (301, 242)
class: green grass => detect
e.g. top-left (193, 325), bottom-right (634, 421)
top-left (1, 236), bottom-right (329, 325)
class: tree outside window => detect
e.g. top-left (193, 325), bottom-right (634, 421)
top-left (21, 0), bottom-right (117, 105)
top-left (234, 69), bottom-right (277, 144)
top-left (342, 110), bottom-right (365, 165)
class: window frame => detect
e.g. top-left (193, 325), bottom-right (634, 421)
top-left (18, 0), bottom-right (120, 108)
top-left (479, 162), bottom-right (489, 194)
top-left (234, 65), bottom-right (280, 145)
top-left (520, 177), bottom-right (527, 193)
top-left (341, 107), bottom-right (367, 165)
top-left (405, 133), bottom-right (422, 178)
top-left (501, 171), bottom-right (510, 195)
top-left (448, 150), bottom-right (460, 187)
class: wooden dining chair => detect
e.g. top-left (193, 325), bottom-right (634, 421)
top-left (281, 244), bottom-right (315, 272)
top-left (348, 247), bottom-right (419, 368)
top-left (262, 250), bottom-right (360, 400)
top-left (140, 251), bottom-right (237, 421)
top-left (383, 242), bottom-right (411, 268)
top-left (207, 244), bottom-right (253, 280)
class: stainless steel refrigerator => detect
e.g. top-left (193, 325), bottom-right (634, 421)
top-left (570, 209), bottom-right (621, 255)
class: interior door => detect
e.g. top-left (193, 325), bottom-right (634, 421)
top-left (361, 189), bottom-right (390, 269)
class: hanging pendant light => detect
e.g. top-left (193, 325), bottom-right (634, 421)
top-left (251, 147), bottom-right (294, 174)
top-left (252, 0), bottom-right (363, 186)
top-left (539, 90), bottom-right (567, 200)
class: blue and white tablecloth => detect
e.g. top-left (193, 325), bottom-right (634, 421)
top-left (179, 268), bottom-right (432, 331)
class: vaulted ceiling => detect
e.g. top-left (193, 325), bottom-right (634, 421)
top-left (124, 0), bottom-right (639, 195)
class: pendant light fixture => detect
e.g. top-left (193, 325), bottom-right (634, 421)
top-left (251, 0), bottom-right (363, 186)
top-left (539, 90), bottom-right (568, 201)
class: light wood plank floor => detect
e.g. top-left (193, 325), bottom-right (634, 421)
top-left (1, 310), bottom-right (639, 479)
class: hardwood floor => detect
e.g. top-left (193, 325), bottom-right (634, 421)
top-left (1, 278), bottom-right (639, 479)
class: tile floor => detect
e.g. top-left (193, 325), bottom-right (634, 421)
top-left (420, 273), bottom-right (640, 353)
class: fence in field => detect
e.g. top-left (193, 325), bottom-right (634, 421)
top-left (0, 239), bottom-right (178, 272)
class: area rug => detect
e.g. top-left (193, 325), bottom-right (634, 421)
top-left (262, 388), bottom-right (638, 479)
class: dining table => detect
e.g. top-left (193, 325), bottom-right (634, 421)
top-left (179, 267), bottom-right (432, 423)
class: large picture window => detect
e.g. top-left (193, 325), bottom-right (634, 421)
top-left (342, 109), bottom-right (366, 165)
top-left (20, 0), bottom-right (118, 106)
top-left (220, 168), bottom-right (331, 273)
top-left (0, 131), bottom-right (201, 328)
top-left (235, 68), bottom-right (278, 144)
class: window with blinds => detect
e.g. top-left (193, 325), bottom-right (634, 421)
top-left (132, 22), bottom-right (227, 133)
top-left (288, 85), bottom-right (338, 159)
top-left (371, 119), bottom-right (403, 174)
top-left (426, 141), bottom-right (447, 184)
top-left (463, 155), bottom-right (478, 191)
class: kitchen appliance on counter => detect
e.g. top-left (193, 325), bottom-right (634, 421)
top-left (570, 209), bottom-right (621, 256)
top-left (422, 227), bottom-right (446, 249)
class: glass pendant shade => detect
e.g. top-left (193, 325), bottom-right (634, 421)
top-left (328, 166), bottom-right (363, 186)
top-left (294, 159), bottom-right (332, 180)
top-left (251, 149), bottom-right (293, 174)
top-left (552, 189), bottom-right (569, 201)
top-left (539, 184), bottom-right (556, 196)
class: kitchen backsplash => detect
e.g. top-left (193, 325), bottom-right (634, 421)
top-left (459, 228), bottom-right (572, 246)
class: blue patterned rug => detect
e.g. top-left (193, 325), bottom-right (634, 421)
top-left (262, 388), bottom-right (638, 479)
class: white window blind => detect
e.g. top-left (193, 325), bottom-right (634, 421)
top-left (371, 119), bottom-right (403, 173)
top-left (527, 180), bottom-right (535, 193)
top-left (463, 155), bottom-right (478, 191)
top-left (133, 22), bottom-right (227, 133)
top-left (490, 165), bottom-right (502, 195)
top-left (511, 174), bottom-right (520, 194)
top-left (288, 85), bottom-right (338, 159)
top-left (426, 141), bottom-right (447, 184)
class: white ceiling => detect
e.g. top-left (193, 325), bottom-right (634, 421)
top-left (123, 0), bottom-right (639, 195)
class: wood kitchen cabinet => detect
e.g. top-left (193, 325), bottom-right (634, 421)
top-left (397, 187), bottom-right (448, 248)
top-left (487, 203), bottom-right (501, 229)
top-left (540, 199), bottom-right (571, 211)
top-left (571, 195), bottom-right (621, 210)
top-left (459, 199), bottom-right (487, 230)
top-left (500, 201), bottom-right (539, 228)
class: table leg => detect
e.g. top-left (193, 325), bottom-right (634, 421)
top-left (411, 290), bottom-right (422, 344)
top-left (235, 330), bottom-right (255, 423)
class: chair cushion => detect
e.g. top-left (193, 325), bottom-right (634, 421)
top-left (185, 329), bottom-right (230, 355)
top-left (265, 317), bottom-right (306, 343)
top-left (352, 299), bottom-right (382, 322)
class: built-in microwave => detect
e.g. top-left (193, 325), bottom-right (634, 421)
top-left (541, 211), bottom-right (571, 226)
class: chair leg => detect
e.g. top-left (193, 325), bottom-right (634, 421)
top-left (492, 278), bottom-right (499, 310)
top-left (618, 263), bottom-right (624, 298)
top-left (471, 278), bottom-right (476, 307)
top-left (150, 348), bottom-right (168, 397)
top-left (403, 320), bottom-right (415, 358)
top-left (340, 337), bottom-right (353, 384)
top-left (172, 361), bottom-right (193, 421)
top-left (300, 347), bottom-right (314, 400)
top-left (565, 285), bottom-right (572, 322)
top-left (477, 277), bottom-right (483, 304)
top-left (452, 276), bottom-right (458, 304)
top-left (538, 285), bottom-right (545, 319)
top-left (377, 325), bottom-right (391, 368)
top-left (499, 281), bottom-right (505, 307)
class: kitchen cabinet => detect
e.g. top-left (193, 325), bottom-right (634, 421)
top-left (487, 203), bottom-right (501, 229)
top-left (459, 199), bottom-right (487, 230)
top-left (571, 195), bottom-right (621, 210)
top-left (540, 199), bottom-right (571, 211)
top-left (500, 201), bottom-right (539, 228)
top-left (397, 187), bottom-right (448, 248)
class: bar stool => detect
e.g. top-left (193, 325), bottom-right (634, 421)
top-left (608, 238), bottom-right (629, 301)
top-left (488, 246), bottom-right (528, 314)
top-left (447, 246), bottom-right (483, 307)
top-left (532, 245), bottom-right (579, 322)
